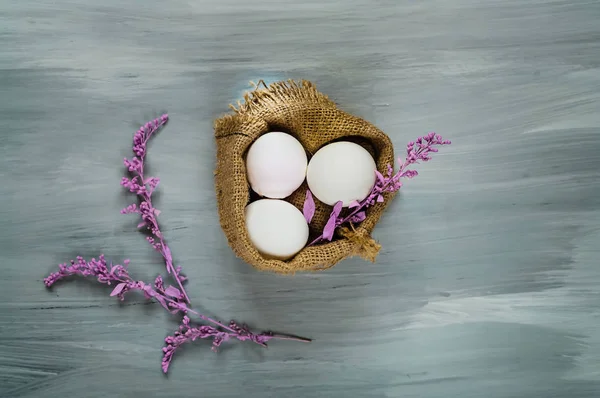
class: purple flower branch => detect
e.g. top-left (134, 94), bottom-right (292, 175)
top-left (44, 255), bottom-right (311, 373)
top-left (44, 115), bottom-right (310, 374)
top-left (119, 115), bottom-right (190, 304)
top-left (309, 132), bottom-right (451, 245)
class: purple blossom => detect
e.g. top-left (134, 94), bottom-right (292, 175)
top-left (161, 318), bottom-right (286, 373)
top-left (349, 211), bottom-right (366, 223)
top-left (120, 203), bottom-right (139, 214)
top-left (120, 115), bottom-right (190, 303)
top-left (308, 132), bottom-right (451, 245)
top-left (146, 236), bottom-right (162, 251)
top-left (124, 157), bottom-right (142, 172)
top-left (46, 254), bottom-right (311, 374)
top-left (44, 255), bottom-right (130, 288)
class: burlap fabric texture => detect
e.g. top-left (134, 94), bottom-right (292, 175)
top-left (214, 80), bottom-right (396, 273)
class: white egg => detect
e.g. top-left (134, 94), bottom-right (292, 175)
top-left (246, 132), bottom-right (307, 199)
top-left (307, 141), bottom-right (377, 207)
top-left (245, 199), bottom-right (309, 260)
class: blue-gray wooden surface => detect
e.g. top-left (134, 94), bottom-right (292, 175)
top-left (1, 1), bottom-right (600, 397)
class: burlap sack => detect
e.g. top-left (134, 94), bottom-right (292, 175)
top-left (214, 80), bottom-right (396, 273)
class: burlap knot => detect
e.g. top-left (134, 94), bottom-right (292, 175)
top-left (213, 79), bottom-right (396, 273)
top-left (338, 226), bottom-right (382, 263)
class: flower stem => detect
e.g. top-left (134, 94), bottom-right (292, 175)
top-left (133, 119), bottom-right (191, 304)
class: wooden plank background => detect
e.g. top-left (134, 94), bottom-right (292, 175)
top-left (1, 0), bottom-right (600, 397)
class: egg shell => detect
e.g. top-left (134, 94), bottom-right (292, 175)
top-left (246, 132), bottom-right (307, 199)
top-left (306, 141), bottom-right (377, 207)
top-left (245, 199), bottom-right (309, 260)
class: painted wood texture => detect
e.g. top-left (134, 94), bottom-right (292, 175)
top-left (1, 0), bottom-right (600, 397)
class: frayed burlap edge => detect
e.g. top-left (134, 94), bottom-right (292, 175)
top-left (214, 79), bottom-right (396, 274)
